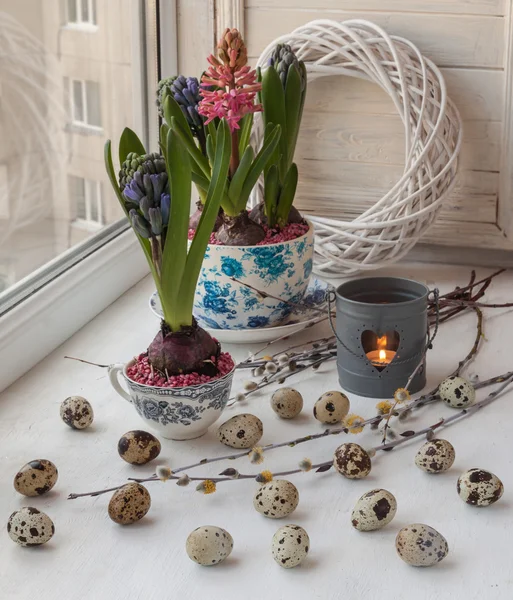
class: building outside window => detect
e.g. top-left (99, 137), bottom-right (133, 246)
top-left (66, 0), bottom-right (97, 27)
top-left (69, 79), bottom-right (102, 129)
top-left (69, 176), bottom-right (104, 228)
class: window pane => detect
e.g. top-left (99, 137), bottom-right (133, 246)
top-left (81, 0), bottom-right (89, 23)
top-left (91, 0), bottom-right (97, 25)
top-left (86, 81), bottom-right (101, 126)
top-left (88, 180), bottom-right (99, 222)
top-left (72, 80), bottom-right (84, 122)
top-left (0, 1), bottom-right (148, 299)
top-left (67, 0), bottom-right (77, 22)
top-left (69, 175), bottom-right (86, 219)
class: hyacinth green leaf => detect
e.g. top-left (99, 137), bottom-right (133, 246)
top-left (228, 145), bottom-right (254, 207)
top-left (207, 120), bottom-right (217, 146)
top-left (170, 116), bottom-right (211, 179)
top-left (118, 127), bottom-right (146, 166)
top-left (264, 164), bottom-right (279, 228)
top-left (238, 112), bottom-right (254, 158)
top-left (104, 140), bottom-right (164, 305)
top-left (206, 133), bottom-right (215, 168)
top-left (239, 123), bottom-right (281, 208)
top-left (163, 94), bottom-right (193, 142)
top-left (180, 119), bottom-right (231, 321)
top-left (284, 64), bottom-right (302, 167)
top-left (159, 123), bottom-right (169, 159)
top-left (160, 129), bottom-right (192, 330)
top-left (261, 66), bottom-right (287, 174)
top-left (276, 163), bottom-right (298, 228)
top-left (289, 61), bottom-right (307, 165)
top-left (191, 171), bottom-right (210, 192)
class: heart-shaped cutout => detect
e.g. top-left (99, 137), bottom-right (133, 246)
top-left (361, 330), bottom-right (400, 371)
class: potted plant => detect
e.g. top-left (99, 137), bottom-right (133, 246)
top-left (104, 117), bottom-right (236, 441)
top-left (166, 30), bottom-right (314, 330)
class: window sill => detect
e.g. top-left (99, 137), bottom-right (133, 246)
top-left (61, 23), bottom-right (98, 33)
top-left (65, 123), bottom-right (104, 136)
top-left (0, 226), bottom-right (149, 392)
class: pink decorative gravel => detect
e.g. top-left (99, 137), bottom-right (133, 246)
top-left (126, 352), bottom-right (235, 388)
top-left (188, 222), bottom-right (309, 246)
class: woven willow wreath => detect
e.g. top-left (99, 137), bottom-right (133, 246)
top-left (251, 20), bottom-right (463, 275)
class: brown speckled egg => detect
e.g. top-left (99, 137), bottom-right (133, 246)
top-left (60, 396), bottom-right (94, 429)
top-left (314, 391), bottom-right (350, 424)
top-left (439, 376), bottom-right (475, 408)
top-left (14, 459), bottom-right (58, 497)
top-left (117, 430), bottom-right (161, 465)
top-left (457, 468), bottom-right (503, 506)
top-left (272, 524), bottom-right (310, 568)
top-left (217, 413), bottom-right (263, 449)
top-left (415, 439), bottom-right (455, 474)
top-left (396, 524), bottom-right (448, 567)
top-left (333, 443), bottom-right (371, 479)
top-left (7, 507), bottom-right (55, 546)
top-left (351, 489), bottom-right (397, 531)
top-left (253, 479), bottom-right (299, 519)
top-left (186, 526), bottom-right (234, 565)
top-left (108, 483), bottom-right (151, 525)
top-left (270, 388), bottom-right (303, 419)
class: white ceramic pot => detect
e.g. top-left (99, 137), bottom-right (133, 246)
top-left (194, 221), bottom-right (314, 329)
top-left (108, 361), bottom-right (235, 441)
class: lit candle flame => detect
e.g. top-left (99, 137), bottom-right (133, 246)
top-left (379, 349), bottom-right (387, 362)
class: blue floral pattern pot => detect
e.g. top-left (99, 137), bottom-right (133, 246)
top-left (194, 222), bottom-right (314, 329)
top-left (108, 362), bottom-right (235, 440)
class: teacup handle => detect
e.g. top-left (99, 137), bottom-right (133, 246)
top-left (108, 363), bottom-right (132, 403)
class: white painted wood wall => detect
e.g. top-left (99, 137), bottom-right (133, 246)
top-left (178, 1), bottom-right (513, 251)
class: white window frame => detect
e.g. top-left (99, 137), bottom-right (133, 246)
top-left (73, 178), bottom-right (104, 230)
top-left (69, 78), bottom-right (102, 131)
top-left (0, 0), bottom-right (171, 393)
top-left (64, 0), bottom-right (98, 31)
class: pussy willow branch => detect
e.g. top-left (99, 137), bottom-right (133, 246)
top-left (67, 368), bottom-right (513, 500)
top-left (375, 373), bottom-right (513, 452)
top-left (227, 352), bottom-right (336, 406)
top-left (183, 374), bottom-right (513, 483)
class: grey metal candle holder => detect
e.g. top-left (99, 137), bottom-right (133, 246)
top-left (333, 277), bottom-right (430, 398)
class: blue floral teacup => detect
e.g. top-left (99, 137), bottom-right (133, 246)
top-left (108, 361), bottom-right (235, 440)
top-left (194, 222), bottom-right (314, 330)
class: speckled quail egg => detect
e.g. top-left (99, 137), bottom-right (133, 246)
top-left (271, 388), bottom-right (303, 419)
top-left (14, 459), bottom-right (58, 497)
top-left (117, 430), bottom-right (161, 465)
top-left (313, 391), bottom-right (350, 424)
top-left (60, 395), bottom-right (94, 429)
top-left (186, 526), bottom-right (234, 566)
top-left (272, 524), bottom-right (310, 569)
top-left (253, 479), bottom-right (299, 519)
top-left (395, 524), bottom-right (448, 567)
top-left (351, 489), bottom-right (397, 531)
top-left (217, 413), bottom-right (263, 449)
top-left (439, 376), bottom-right (475, 408)
top-left (457, 468), bottom-right (504, 506)
top-left (108, 482), bottom-right (151, 525)
top-left (333, 443), bottom-right (372, 479)
top-left (7, 507), bottom-right (55, 547)
top-left (415, 439), bottom-right (455, 474)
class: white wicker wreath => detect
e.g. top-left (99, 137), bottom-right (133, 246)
top-left (251, 20), bottom-right (463, 276)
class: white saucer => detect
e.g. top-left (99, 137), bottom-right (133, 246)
top-left (149, 277), bottom-right (332, 344)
